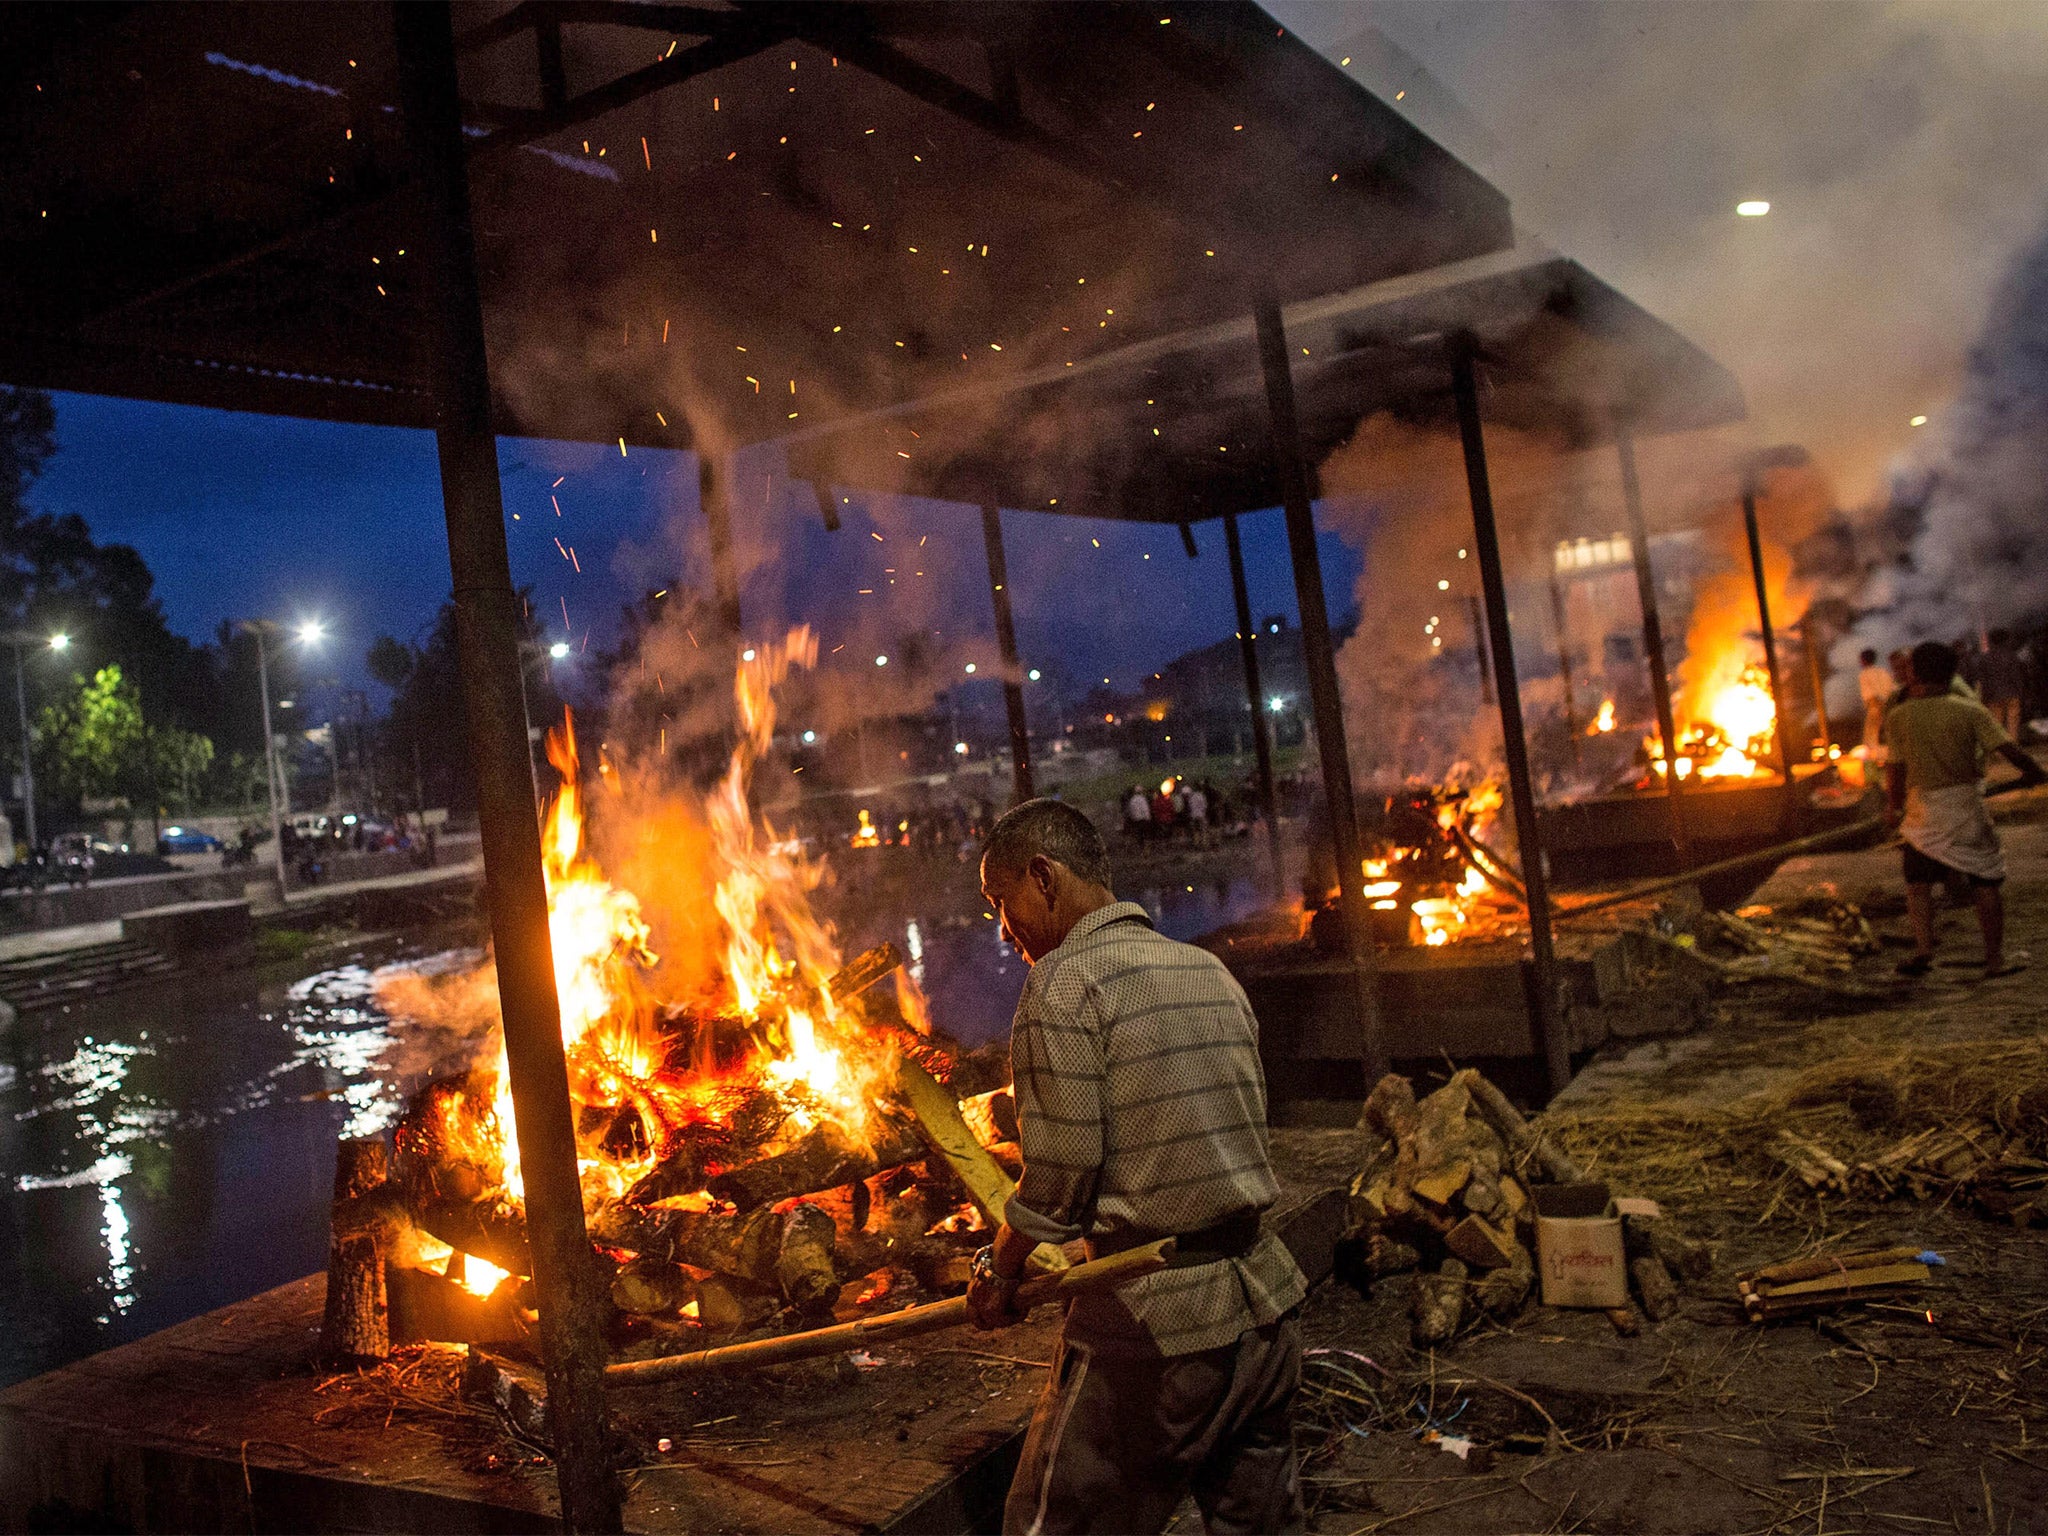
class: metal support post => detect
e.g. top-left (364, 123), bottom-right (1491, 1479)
top-left (1614, 423), bottom-right (1689, 862)
top-left (251, 625), bottom-right (288, 893)
top-left (10, 640), bottom-right (38, 852)
top-left (1253, 300), bottom-right (1387, 1084)
top-left (1450, 339), bottom-right (1570, 1100)
top-left (1740, 480), bottom-right (1795, 785)
top-left (1466, 593), bottom-right (1496, 705)
top-left (1546, 574), bottom-right (1583, 764)
top-left (1223, 512), bottom-right (1283, 891)
top-left (393, 6), bottom-right (621, 1528)
top-left (981, 506), bottom-right (1034, 805)
top-left (1801, 612), bottom-right (1832, 751)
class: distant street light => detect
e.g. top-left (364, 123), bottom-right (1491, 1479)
top-left (954, 741), bottom-right (969, 755)
top-left (964, 662), bottom-right (977, 674)
top-left (1028, 668), bottom-right (1042, 682)
top-left (1909, 415), bottom-right (1929, 428)
top-left (1736, 199), bottom-right (1770, 217)
top-left (4, 630), bottom-right (70, 850)
top-left (548, 640), bottom-right (572, 660)
top-left (875, 654), bottom-right (889, 667)
top-left (238, 617), bottom-right (326, 891)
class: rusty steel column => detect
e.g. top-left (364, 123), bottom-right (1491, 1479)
top-left (393, 7), bottom-right (621, 1529)
top-left (1253, 300), bottom-right (1387, 1085)
top-left (1741, 478), bottom-right (1795, 786)
top-left (1450, 339), bottom-right (1569, 1100)
top-left (981, 505), bottom-right (1034, 804)
top-left (1614, 422), bottom-right (1689, 863)
top-left (1223, 511), bottom-right (1283, 891)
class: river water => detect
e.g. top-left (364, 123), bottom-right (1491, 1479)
top-left (0, 872), bottom-right (1268, 1390)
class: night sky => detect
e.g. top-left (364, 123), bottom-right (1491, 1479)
top-left (31, 391), bottom-right (1360, 711)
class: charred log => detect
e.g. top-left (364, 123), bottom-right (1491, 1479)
top-left (707, 1116), bottom-right (927, 1210)
top-left (414, 1191), bottom-right (534, 1278)
top-left (320, 1137), bottom-right (391, 1363)
top-left (777, 1202), bottom-right (840, 1314)
top-left (611, 1257), bottom-right (695, 1318)
top-left (590, 1201), bottom-right (786, 1290)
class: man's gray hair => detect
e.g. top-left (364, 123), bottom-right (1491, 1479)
top-left (981, 798), bottom-right (1113, 889)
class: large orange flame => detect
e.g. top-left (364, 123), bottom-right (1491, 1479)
top-left (481, 627), bottom-right (896, 1210)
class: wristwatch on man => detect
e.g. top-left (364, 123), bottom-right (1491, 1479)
top-left (971, 1243), bottom-right (1020, 1297)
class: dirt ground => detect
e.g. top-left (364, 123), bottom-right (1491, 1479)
top-left (1279, 788), bottom-right (2048, 1535)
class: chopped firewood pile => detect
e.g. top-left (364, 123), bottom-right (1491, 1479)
top-left (1653, 896), bottom-right (1888, 999)
top-left (1340, 1069), bottom-right (1712, 1347)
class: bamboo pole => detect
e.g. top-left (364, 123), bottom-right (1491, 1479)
top-left (606, 1239), bottom-right (1173, 1387)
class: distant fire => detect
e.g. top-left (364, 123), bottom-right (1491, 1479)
top-left (1646, 662), bottom-right (1778, 783)
top-left (1588, 697), bottom-right (1617, 735)
top-left (1356, 782), bottom-right (1510, 946)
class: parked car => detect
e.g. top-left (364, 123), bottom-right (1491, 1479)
top-left (157, 825), bottom-right (224, 854)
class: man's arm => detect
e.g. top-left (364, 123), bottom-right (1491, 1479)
top-left (1997, 741), bottom-right (2048, 785)
top-left (968, 975), bottom-right (1107, 1330)
top-left (1886, 760), bottom-right (1908, 825)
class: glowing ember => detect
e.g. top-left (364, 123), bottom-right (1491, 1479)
top-left (850, 809), bottom-right (881, 848)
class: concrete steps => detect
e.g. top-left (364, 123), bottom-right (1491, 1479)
top-left (0, 938), bottom-right (179, 1014)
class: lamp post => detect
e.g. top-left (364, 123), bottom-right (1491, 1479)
top-left (240, 618), bottom-right (326, 892)
top-left (4, 630), bottom-right (69, 853)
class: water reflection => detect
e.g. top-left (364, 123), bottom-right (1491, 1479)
top-left (0, 939), bottom-right (473, 1389)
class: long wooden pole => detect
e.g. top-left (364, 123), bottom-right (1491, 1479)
top-left (393, 7), bottom-right (619, 1528)
top-left (1223, 512), bottom-right (1284, 892)
top-left (981, 506), bottom-right (1034, 805)
top-left (1449, 339), bottom-right (1569, 1101)
top-left (1615, 423), bottom-right (1689, 864)
top-left (607, 1240), bottom-right (1173, 1387)
top-left (1253, 299), bottom-right (1387, 1085)
top-left (1740, 481), bottom-right (1794, 785)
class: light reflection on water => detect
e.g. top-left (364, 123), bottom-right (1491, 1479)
top-left (0, 940), bottom-right (478, 1389)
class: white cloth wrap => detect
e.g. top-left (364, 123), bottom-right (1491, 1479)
top-left (1902, 782), bottom-right (2005, 882)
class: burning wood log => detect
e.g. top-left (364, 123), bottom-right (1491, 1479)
top-left (707, 1116), bottom-right (927, 1210)
top-left (590, 1201), bottom-right (786, 1290)
top-left (610, 1256), bottom-right (694, 1318)
top-left (320, 1137), bottom-right (391, 1363)
top-left (604, 1239), bottom-right (1172, 1387)
top-left (824, 941), bottom-right (904, 1006)
top-left (776, 1202), bottom-right (840, 1314)
top-left (413, 1190), bottom-right (534, 1277)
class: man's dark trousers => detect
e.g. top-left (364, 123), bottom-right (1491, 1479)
top-left (1002, 1313), bottom-right (1304, 1536)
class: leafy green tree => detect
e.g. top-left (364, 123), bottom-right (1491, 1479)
top-left (38, 664), bottom-right (148, 806)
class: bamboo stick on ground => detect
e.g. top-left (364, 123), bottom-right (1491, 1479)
top-left (605, 1239), bottom-right (1173, 1387)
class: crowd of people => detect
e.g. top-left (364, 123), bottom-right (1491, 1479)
top-left (1859, 628), bottom-right (2037, 760)
top-left (1118, 776), bottom-right (1255, 847)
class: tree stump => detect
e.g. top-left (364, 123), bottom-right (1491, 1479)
top-left (320, 1137), bottom-right (391, 1363)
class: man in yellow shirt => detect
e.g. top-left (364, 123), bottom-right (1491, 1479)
top-left (1884, 641), bottom-right (2046, 977)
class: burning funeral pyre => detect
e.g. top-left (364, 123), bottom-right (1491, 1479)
top-left (322, 630), bottom-right (1031, 1364)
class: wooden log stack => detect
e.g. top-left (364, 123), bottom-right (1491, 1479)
top-left (1344, 1068), bottom-right (1709, 1346)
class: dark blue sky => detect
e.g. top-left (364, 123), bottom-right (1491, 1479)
top-left (32, 391), bottom-right (1361, 713)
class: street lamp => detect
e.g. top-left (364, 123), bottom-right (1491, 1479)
top-left (548, 641), bottom-right (571, 661)
top-left (4, 630), bottom-right (70, 851)
top-left (239, 617), bottom-right (326, 892)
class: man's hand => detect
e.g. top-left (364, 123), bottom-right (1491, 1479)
top-left (966, 1229), bottom-right (1030, 1330)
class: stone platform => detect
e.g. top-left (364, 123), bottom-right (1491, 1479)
top-left (0, 1146), bottom-right (1348, 1534)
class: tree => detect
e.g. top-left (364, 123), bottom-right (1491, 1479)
top-left (38, 664), bottom-right (148, 806)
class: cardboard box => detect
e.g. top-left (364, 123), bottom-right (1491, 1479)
top-left (1533, 1182), bottom-right (1629, 1309)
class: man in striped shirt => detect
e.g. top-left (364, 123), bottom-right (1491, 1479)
top-left (966, 799), bottom-right (1307, 1536)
